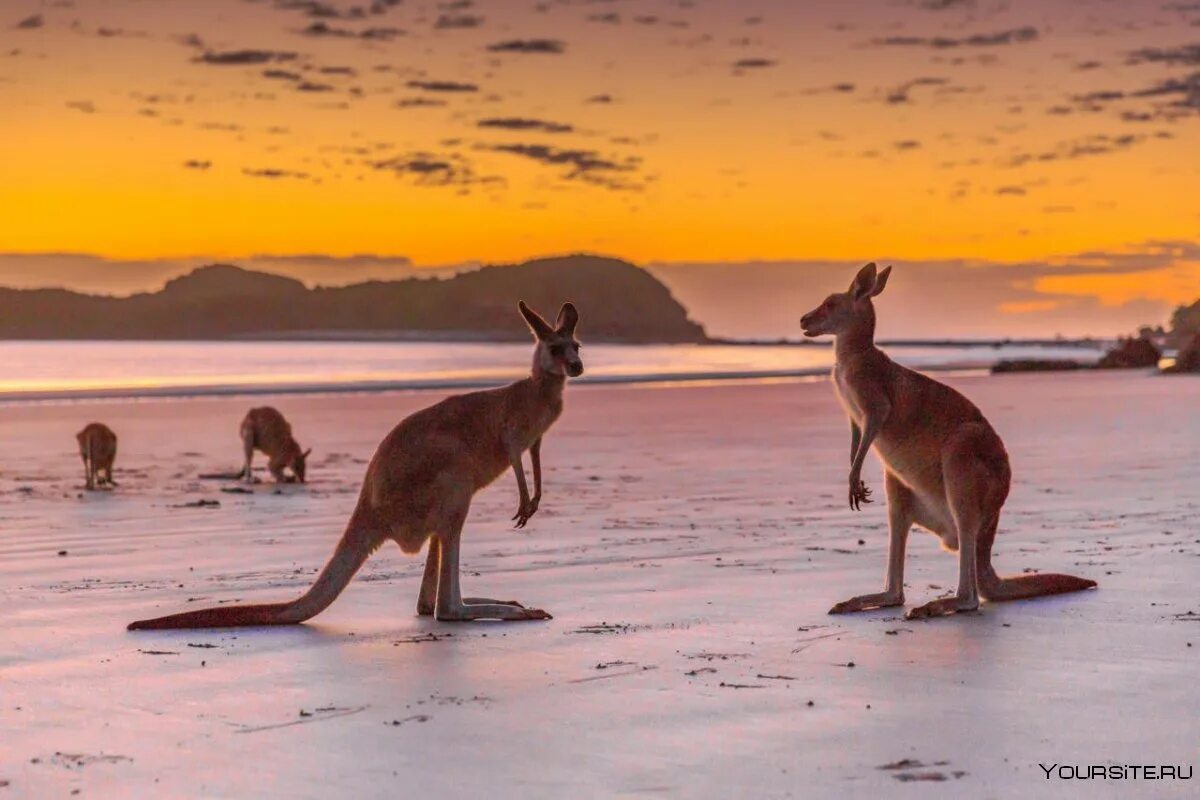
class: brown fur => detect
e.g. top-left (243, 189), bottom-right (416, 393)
top-left (240, 407), bottom-right (310, 484)
top-left (802, 264), bottom-right (1096, 619)
top-left (77, 422), bottom-right (118, 491)
top-left (128, 301), bottom-right (583, 630)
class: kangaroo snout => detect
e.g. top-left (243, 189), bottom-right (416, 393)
top-left (567, 361), bottom-right (584, 377)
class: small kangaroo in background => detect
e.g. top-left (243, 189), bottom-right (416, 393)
top-left (77, 422), bottom-right (118, 491)
top-left (801, 264), bottom-right (1096, 619)
top-left (240, 407), bottom-right (311, 484)
top-left (129, 301), bottom-right (583, 630)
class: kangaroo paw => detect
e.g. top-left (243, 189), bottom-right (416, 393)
top-left (906, 596), bottom-right (979, 620)
top-left (829, 592), bottom-right (904, 615)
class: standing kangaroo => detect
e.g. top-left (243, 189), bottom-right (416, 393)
top-left (240, 407), bottom-right (310, 484)
top-left (801, 264), bottom-right (1096, 619)
top-left (77, 423), bottom-right (118, 491)
top-left (128, 301), bottom-right (582, 630)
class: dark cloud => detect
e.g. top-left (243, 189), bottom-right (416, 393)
top-left (435, 14), bottom-right (483, 29)
top-left (487, 39), bottom-right (565, 54)
top-left (183, 160), bottom-right (212, 170)
top-left (407, 79), bottom-right (478, 92)
top-left (15, 14), bottom-right (43, 30)
top-left (242, 167), bottom-right (311, 179)
top-left (395, 97), bottom-right (447, 108)
top-left (994, 185), bottom-right (1026, 196)
top-left (588, 13), bottom-right (620, 24)
top-left (1128, 43), bottom-right (1200, 67)
top-left (733, 58), bottom-right (776, 70)
top-left (268, 0), bottom-right (402, 19)
top-left (368, 152), bottom-right (497, 188)
top-left (319, 65), bottom-right (357, 76)
top-left (893, 139), bottom-right (922, 150)
top-left (196, 50), bottom-right (298, 66)
top-left (66, 100), bottom-right (95, 113)
top-left (488, 143), bottom-right (642, 189)
top-left (299, 21), bottom-right (404, 39)
top-left (885, 76), bottom-right (947, 104)
top-left (263, 69), bottom-right (302, 81)
top-left (915, 0), bottom-right (974, 9)
top-left (585, 93), bottom-right (615, 103)
top-left (296, 80), bottom-right (335, 92)
top-left (1002, 133), bottom-right (1164, 167)
top-left (874, 26), bottom-right (1038, 48)
top-left (477, 117), bottom-right (573, 133)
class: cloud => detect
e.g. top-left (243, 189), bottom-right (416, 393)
top-left (588, 13), bottom-right (620, 24)
top-left (585, 93), bottom-right (615, 103)
top-left (263, 69), bottom-right (302, 81)
top-left (893, 139), bottom-right (922, 150)
top-left (407, 79), bottom-right (478, 92)
top-left (884, 76), bottom-right (947, 104)
top-left (914, 0), bottom-right (975, 9)
top-left (298, 21), bottom-right (404, 39)
top-left (874, 26), bottom-right (1038, 48)
top-left (66, 100), bottom-right (95, 113)
top-left (435, 14), bottom-right (483, 29)
top-left (487, 39), bottom-right (565, 54)
top-left (368, 152), bottom-right (497, 188)
top-left (476, 117), bottom-right (573, 133)
top-left (195, 50), bottom-right (298, 66)
top-left (487, 143), bottom-right (642, 189)
top-left (296, 80), bottom-right (335, 92)
top-left (732, 58), bottom-right (776, 71)
top-left (242, 168), bottom-right (311, 179)
top-left (15, 14), bottom-right (43, 30)
top-left (395, 97), bottom-right (447, 108)
top-left (183, 160), bottom-right (212, 170)
top-left (1002, 133), bottom-right (1165, 167)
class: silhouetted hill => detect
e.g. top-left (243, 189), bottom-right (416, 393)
top-left (0, 255), bottom-right (707, 343)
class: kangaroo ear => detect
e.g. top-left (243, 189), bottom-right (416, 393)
top-left (850, 262), bottom-right (878, 300)
top-left (869, 265), bottom-right (892, 297)
top-left (518, 300), bottom-right (553, 340)
top-left (555, 302), bottom-right (579, 336)
top-left (302, 448), bottom-right (312, 458)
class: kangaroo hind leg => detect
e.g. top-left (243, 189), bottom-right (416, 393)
top-left (829, 471), bottom-right (911, 614)
top-left (433, 495), bottom-right (550, 622)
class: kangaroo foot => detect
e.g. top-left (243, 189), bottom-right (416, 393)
top-left (436, 602), bottom-right (551, 622)
top-left (906, 595), bottom-right (979, 620)
top-left (464, 598), bottom-right (525, 607)
top-left (828, 591), bottom-right (904, 615)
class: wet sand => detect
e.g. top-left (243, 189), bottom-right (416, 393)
top-left (2, 371), bottom-right (1198, 798)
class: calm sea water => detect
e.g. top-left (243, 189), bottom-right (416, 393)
top-left (0, 340), bottom-right (1105, 401)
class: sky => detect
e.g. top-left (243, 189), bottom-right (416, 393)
top-left (1, 0), bottom-right (1198, 338)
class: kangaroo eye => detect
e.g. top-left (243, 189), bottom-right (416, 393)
top-left (549, 344), bottom-right (565, 356)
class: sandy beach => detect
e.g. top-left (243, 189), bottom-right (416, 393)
top-left (2, 371), bottom-right (1198, 798)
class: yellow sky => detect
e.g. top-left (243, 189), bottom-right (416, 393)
top-left (0, 0), bottom-right (1197, 334)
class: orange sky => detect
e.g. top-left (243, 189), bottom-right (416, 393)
top-left (1, 0), bottom-right (1197, 336)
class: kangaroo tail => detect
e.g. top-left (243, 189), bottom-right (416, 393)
top-left (128, 525), bottom-right (373, 630)
top-left (979, 570), bottom-right (1097, 602)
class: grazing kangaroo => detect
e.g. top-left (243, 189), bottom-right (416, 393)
top-left (77, 423), bottom-right (117, 491)
top-left (800, 264), bottom-right (1096, 619)
top-left (128, 301), bottom-right (583, 630)
top-left (240, 407), bottom-right (310, 484)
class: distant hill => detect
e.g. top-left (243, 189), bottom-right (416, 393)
top-left (0, 255), bottom-right (708, 343)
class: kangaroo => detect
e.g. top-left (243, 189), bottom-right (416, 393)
top-left (239, 407), bottom-right (310, 484)
top-left (128, 301), bottom-right (583, 630)
top-left (77, 422), bottom-right (118, 491)
top-left (801, 264), bottom-right (1096, 619)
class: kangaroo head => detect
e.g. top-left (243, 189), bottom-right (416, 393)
top-left (293, 447), bottom-right (312, 483)
top-left (801, 262), bottom-right (892, 338)
top-left (520, 300), bottom-right (584, 378)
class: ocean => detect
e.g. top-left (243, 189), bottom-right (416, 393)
top-left (0, 340), bottom-right (1106, 403)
